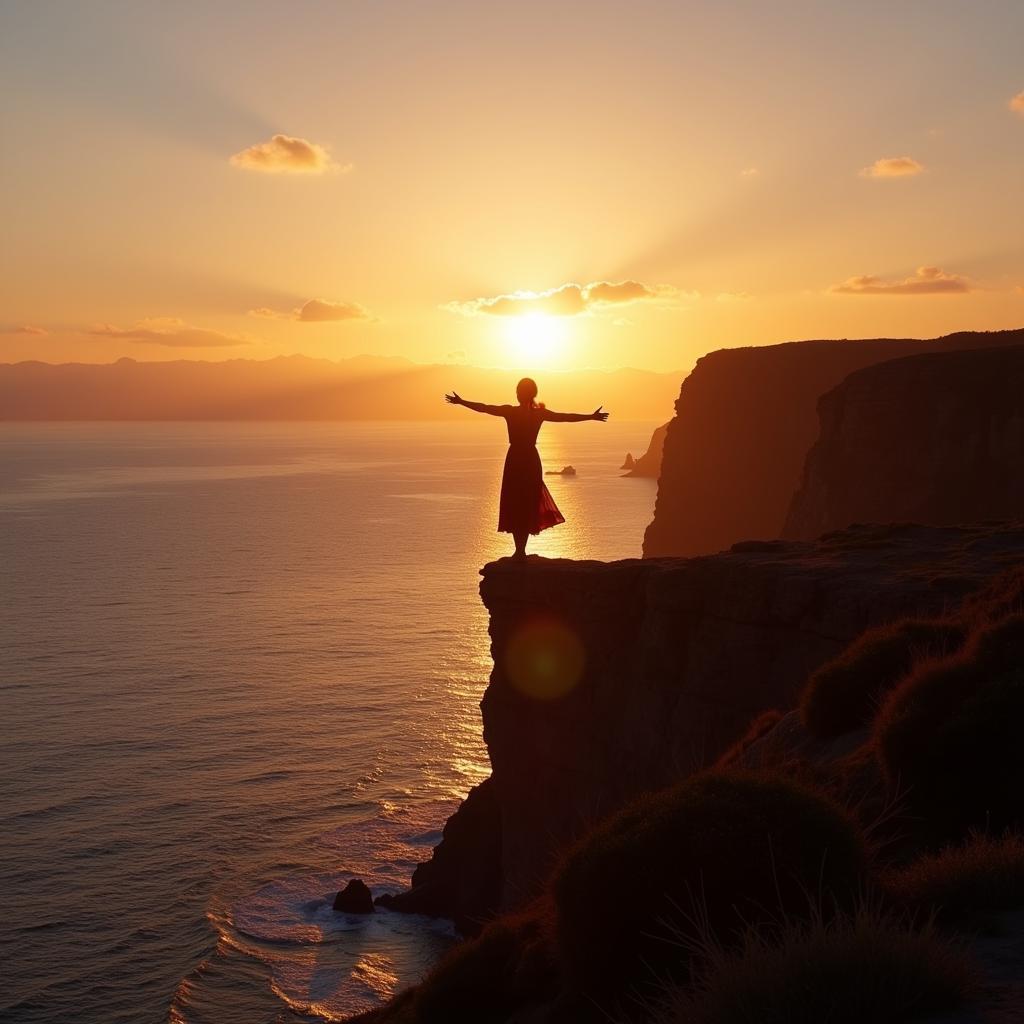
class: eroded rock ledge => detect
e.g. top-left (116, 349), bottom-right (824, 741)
top-left (393, 523), bottom-right (1024, 932)
top-left (783, 345), bottom-right (1024, 540)
top-left (643, 328), bottom-right (1024, 558)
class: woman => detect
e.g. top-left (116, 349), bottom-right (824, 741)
top-left (445, 378), bottom-right (609, 560)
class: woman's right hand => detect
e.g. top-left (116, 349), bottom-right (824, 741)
top-left (445, 392), bottom-right (462, 405)
top-left (592, 406), bottom-right (609, 422)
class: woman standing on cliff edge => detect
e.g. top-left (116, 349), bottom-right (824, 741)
top-left (445, 377), bottom-right (609, 560)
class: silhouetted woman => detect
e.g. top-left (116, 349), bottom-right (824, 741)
top-left (445, 378), bottom-right (609, 560)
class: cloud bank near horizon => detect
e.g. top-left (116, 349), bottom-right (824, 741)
top-left (89, 317), bottom-right (252, 347)
top-left (249, 299), bottom-right (372, 322)
top-left (831, 266), bottom-right (971, 295)
top-left (445, 280), bottom-right (683, 317)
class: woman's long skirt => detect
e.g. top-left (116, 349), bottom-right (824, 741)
top-left (497, 444), bottom-right (565, 535)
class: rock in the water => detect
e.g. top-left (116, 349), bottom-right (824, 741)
top-left (621, 452), bottom-right (636, 470)
top-left (333, 878), bottom-right (374, 914)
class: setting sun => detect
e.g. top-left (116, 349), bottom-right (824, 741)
top-left (502, 313), bottom-right (569, 368)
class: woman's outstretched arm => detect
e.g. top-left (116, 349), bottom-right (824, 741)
top-left (445, 392), bottom-right (506, 416)
top-left (543, 405), bottom-right (609, 423)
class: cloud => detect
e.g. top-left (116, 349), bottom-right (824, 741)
top-left (445, 280), bottom-right (680, 317)
top-left (740, 167), bottom-right (759, 177)
top-left (89, 317), bottom-right (252, 347)
top-left (296, 298), bottom-right (370, 322)
top-left (2, 324), bottom-right (48, 335)
top-left (830, 266), bottom-right (971, 295)
top-left (860, 156), bottom-right (925, 178)
top-left (248, 299), bottom-right (372, 322)
top-left (229, 134), bottom-right (350, 175)
top-left (1010, 92), bottom-right (1024, 115)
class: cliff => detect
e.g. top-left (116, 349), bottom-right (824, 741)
top-left (642, 328), bottom-right (1024, 558)
top-left (783, 345), bottom-right (1024, 540)
top-left (622, 421), bottom-right (668, 478)
top-left (395, 523), bottom-right (1024, 925)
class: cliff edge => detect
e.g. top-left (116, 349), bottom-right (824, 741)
top-left (393, 523), bottom-right (1024, 929)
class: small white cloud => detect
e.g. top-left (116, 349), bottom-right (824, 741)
top-left (860, 156), bottom-right (925, 178)
top-left (831, 266), bottom-right (971, 296)
top-left (2, 324), bottom-right (48, 336)
top-left (248, 299), bottom-right (371, 322)
top-left (1010, 91), bottom-right (1024, 115)
top-left (295, 298), bottom-right (369, 322)
top-left (229, 134), bottom-right (350, 175)
top-left (739, 167), bottom-right (759, 177)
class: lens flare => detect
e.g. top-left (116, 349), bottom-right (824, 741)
top-left (504, 616), bottom-right (585, 700)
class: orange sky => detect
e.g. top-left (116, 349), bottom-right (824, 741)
top-left (1, 1), bottom-right (1023, 372)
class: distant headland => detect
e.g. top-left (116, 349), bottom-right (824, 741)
top-left (0, 355), bottom-right (681, 422)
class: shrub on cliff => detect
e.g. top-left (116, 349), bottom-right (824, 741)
top-left (411, 901), bottom-right (558, 1023)
top-left (657, 905), bottom-right (972, 1024)
top-left (875, 615), bottom-right (1024, 837)
top-left (800, 618), bottom-right (967, 739)
top-left (714, 710), bottom-right (784, 767)
top-left (960, 565), bottom-right (1024, 625)
top-left (883, 832), bottom-right (1024, 923)
top-left (552, 770), bottom-right (867, 1000)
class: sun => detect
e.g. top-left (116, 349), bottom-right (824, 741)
top-left (502, 313), bottom-right (569, 368)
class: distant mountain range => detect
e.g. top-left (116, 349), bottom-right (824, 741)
top-left (0, 354), bottom-right (683, 421)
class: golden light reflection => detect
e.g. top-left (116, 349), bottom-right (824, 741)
top-left (504, 615), bottom-right (585, 700)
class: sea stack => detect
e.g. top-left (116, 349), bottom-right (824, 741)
top-left (333, 878), bottom-right (374, 914)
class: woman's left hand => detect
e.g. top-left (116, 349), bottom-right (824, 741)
top-left (592, 406), bottom-right (609, 422)
top-left (445, 392), bottom-right (462, 405)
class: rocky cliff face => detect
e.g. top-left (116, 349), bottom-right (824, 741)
top-left (643, 329), bottom-right (1024, 558)
top-left (401, 523), bottom-right (1024, 925)
top-left (783, 345), bottom-right (1024, 540)
top-left (623, 422), bottom-right (668, 478)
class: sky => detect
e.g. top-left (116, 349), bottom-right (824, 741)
top-left (1, 0), bottom-right (1023, 372)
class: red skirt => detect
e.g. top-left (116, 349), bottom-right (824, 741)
top-left (497, 444), bottom-right (565, 535)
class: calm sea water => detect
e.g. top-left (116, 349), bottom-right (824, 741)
top-left (0, 419), bottom-right (658, 1024)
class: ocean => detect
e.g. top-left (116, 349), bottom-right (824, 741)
top-left (0, 419), bottom-right (659, 1023)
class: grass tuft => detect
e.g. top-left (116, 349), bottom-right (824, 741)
top-left (800, 618), bottom-right (966, 739)
top-left (875, 615), bottom-right (1024, 838)
top-left (657, 903), bottom-right (973, 1024)
top-left (883, 832), bottom-right (1024, 923)
top-left (552, 770), bottom-right (867, 1000)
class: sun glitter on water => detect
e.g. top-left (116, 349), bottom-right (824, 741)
top-left (502, 313), bottom-right (569, 368)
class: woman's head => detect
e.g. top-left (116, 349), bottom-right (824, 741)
top-left (516, 377), bottom-right (539, 407)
